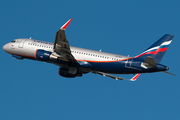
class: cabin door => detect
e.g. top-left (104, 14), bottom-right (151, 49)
top-left (18, 39), bottom-right (26, 48)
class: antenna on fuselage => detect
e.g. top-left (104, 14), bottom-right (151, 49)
top-left (99, 49), bottom-right (102, 52)
top-left (29, 37), bottom-right (32, 39)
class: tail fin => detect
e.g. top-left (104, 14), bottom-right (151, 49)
top-left (135, 34), bottom-right (174, 63)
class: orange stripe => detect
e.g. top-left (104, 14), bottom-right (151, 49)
top-left (11, 53), bottom-right (35, 58)
top-left (120, 57), bottom-right (133, 61)
top-left (76, 59), bottom-right (119, 63)
top-left (35, 49), bottom-right (38, 59)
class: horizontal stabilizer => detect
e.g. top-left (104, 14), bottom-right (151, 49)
top-left (141, 57), bottom-right (157, 69)
top-left (144, 56), bottom-right (157, 67)
top-left (162, 71), bottom-right (176, 76)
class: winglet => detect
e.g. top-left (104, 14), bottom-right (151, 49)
top-left (60, 19), bottom-right (72, 30)
top-left (130, 74), bottom-right (140, 81)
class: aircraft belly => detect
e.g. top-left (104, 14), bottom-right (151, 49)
top-left (89, 61), bottom-right (140, 74)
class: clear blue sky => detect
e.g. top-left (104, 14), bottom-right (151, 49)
top-left (1, 0), bottom-right (180, 120)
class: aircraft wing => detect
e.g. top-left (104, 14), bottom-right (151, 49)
top-left (92, 71), bottom-right (140, 81)
top-left (53, 19), bottom-right (78, 64)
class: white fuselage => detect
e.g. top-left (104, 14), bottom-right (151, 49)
top-left (3, 38), bottom-right (128, 63)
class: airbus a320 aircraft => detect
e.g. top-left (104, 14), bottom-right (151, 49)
top-left (3, 19), bottom-right (175, 81)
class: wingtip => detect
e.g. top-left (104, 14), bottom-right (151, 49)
top-left (130, 74), bottom-right (140, 81)
top-left (60, 18), bottom-right (72, 30)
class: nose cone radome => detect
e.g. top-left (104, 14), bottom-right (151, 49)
top-left (3, 44), bottom-right (8, 52)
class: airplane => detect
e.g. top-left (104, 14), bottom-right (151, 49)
top-left (3, 19), bottom-right (175, 81)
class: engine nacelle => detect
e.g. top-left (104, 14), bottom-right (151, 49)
top-left (35, 49), bottom-right (58, 61)
top-left (59, 67), bottom-right (82, 78)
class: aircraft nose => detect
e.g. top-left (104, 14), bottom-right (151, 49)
top-left (3, 44), bottom-right (8, 52)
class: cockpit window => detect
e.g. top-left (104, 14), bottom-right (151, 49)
top-left (11, 40), bottom-right (16, 43)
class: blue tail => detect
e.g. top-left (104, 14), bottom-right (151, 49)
top-left (135, 34), bottom-right (174, 63)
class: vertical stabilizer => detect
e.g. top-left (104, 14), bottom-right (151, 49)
top-left (135, 34), bottom-right (174, 63)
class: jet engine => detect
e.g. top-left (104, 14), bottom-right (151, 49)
top-left (59, 67), bottom-right (82, 78)
top-left (35, 49), bottom-right (58, 61)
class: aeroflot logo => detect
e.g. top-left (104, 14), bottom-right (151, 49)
top-left (33, 40), bottom-right (54, 45)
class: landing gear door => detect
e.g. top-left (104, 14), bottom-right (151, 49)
top-left (18, 39), bottom-right (26, 48)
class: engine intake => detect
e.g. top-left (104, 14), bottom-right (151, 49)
top-left (59, 67), bottom-right (82, 78)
